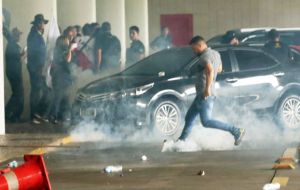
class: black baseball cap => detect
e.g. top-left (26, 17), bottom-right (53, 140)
top-left (223, 31), bottom-right (237, 43)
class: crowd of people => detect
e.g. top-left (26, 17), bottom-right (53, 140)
top-left (4, 14), bottom-right (174, 125)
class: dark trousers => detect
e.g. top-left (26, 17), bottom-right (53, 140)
top-left (5, 74), bottom-right (24, 120)
top-left (28, 68), bottom-right (49, 119)
top-left (46, 75), bottom-right (72, 120)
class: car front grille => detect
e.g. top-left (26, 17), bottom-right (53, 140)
top-left (76, 91), bottom-right (124, 102)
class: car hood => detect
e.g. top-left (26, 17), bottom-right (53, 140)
top-left (80, 74), bottom-right (159, 95)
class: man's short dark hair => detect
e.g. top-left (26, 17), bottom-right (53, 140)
top-left (161, 26), bottom-right (168, 32)
top-left (189, 36), bottom-right (205, 45)
top-left (102, 22), bottom-right (111, 33)
top-left (130, 26), bottom-right (139, 33)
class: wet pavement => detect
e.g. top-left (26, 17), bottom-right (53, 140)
top-left (46, 142), bottom-right (299, 190)
top-left (2, 140), bottom-right (299, 190)
top-left (1, 123), bottom-right (300, 190)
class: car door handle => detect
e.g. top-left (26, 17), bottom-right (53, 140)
top-left (273, 72), bottom-right (285, 77)
top-left (226, 78), bottom-right (238, 83)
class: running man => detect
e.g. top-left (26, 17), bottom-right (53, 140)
top-left (178, 36), bottom-right (245, 146)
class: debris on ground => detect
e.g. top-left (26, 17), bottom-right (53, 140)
top-left (103, 165), bottom-right (123, 173)
top-left (7, 160), bottom-right (18, 168)
top-left (141, 155), bottom-right (148, 161)
top-left (263, 183), bottom-right (280, 190)
top-left (197, 170), bottom-right (205, 176)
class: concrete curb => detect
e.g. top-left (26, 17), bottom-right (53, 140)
top-left (29, 135), bottom-right (74, 154)
top-left (0, 135), bottom-right (74, 163)
top-left (269, 146), bottom-right (300, 188)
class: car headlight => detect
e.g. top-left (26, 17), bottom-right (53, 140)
top-left (130, 83), bottom-right (154, 96)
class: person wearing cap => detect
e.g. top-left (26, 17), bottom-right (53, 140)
top-left (94, 22), bottom-right (121, 72)
top-left (150, 26), bottom-right (173, 52)
top-left (264, 29), bottom-right (293, 64)
top-left (223, 31), bottom-right (239, 45)
top-left (4, 27), bottom-right (25, 123)
top-left (27, 14), bottom-right (49, 124)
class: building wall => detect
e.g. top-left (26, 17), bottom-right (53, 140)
top-left (148, 0), bottom-right (300, 42)
top-left (57, 0), bottom-right (96, 31)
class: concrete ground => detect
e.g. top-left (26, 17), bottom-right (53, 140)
top-left (1, 123), bottom-right (299, 189)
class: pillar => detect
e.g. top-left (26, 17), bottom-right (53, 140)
top-left (125, 0), bottom-right (149, 56)
top-left (57, 0), bottom-right (96, 31)
top-left (0, 0), bottom-right (5, 134)
top-left (96, 0), bottom-right (126, 67)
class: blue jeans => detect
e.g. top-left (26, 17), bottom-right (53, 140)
top-left (179, 95), bottom-right (238, 140)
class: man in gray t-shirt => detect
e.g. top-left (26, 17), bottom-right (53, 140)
top-left (195, 47), bottom-right (221, 97)
top-left (178, 36), bottom-right (245, 146)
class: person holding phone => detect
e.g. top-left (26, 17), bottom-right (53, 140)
top-left (43, 35), bottom-right (76, 124)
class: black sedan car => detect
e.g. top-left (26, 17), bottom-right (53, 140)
top-left (72, 45), bottom-right (300, 137)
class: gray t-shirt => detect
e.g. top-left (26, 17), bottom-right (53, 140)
top-left (195, 48), bottom-right (221, 96)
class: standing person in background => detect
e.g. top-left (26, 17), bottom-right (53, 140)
top-left (74, 25), bottom-right (82, 38)
top-left (264, 29), bottom-right (293, 64)
top-left (4, 27), bottom-right (26, 123)
top-left (150, 26), bottom-right (173, 52)
top-left (95, 22), bottom-right (121, 72)
top-left (223, 31), bottom-right (239, 45)
top-left (45, 35), bottom-right (76, 124)
top-left (126, 26), bottom-right (145, 67)
top-left (63, 26), bottom-right (76, 43)
top-left (27, 14), bottom-right (48, 124)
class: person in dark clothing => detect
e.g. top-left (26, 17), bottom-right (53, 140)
top-left (150, 26), bottom-right (172, 51)
top-left (82, 23), bottom-right (93, 37)
top-left (74, 25), bottom-right (82, 37)
top-left (4, 27), bottom-right (25, 123)
top-left (27, 14), bottom-right (48, 124)
top-left (222, 31), bottom-right (239, 45)
top-left (44, 35), bottom-right (75, 124)
top-left (126, 26), bottom-right (145, 67)
top-left (263, 29), bottom-right (293, 64)
top-left (95, 22), bottom-right (121, 72)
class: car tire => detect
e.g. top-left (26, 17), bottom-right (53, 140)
top-left (276, 94), bottom-right (300, 130)
top-left (151, 99), bottom-right (184, 138)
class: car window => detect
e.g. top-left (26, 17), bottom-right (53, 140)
top-left (122, 48), bottom-right (195, 76)
top-left (219, 51), bottom-right (232, 73)
top-left (281, 34), bottom-right (295, 45)
top-left (188, 50), bottom-right (232, 76)
top-left (243, 34), bottom-right (267, 44)
top-left (235, 50), bottom-right (278, 71)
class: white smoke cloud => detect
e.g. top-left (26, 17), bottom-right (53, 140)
top-left (68, 66), bottom-right (299, 153)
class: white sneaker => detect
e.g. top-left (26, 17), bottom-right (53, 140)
top-left (32, 118), bottom-right (41, 125)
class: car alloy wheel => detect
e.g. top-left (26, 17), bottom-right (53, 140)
top-left (280, 95), bottom-right (300, 129)
top-left (154, 101), bottom-right (181, 136)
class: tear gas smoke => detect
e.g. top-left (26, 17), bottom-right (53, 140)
top-left (69, 66), bottom-right (299, 152)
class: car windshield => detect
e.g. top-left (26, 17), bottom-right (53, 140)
top-left (122, 48), bottom-right (195, 76)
